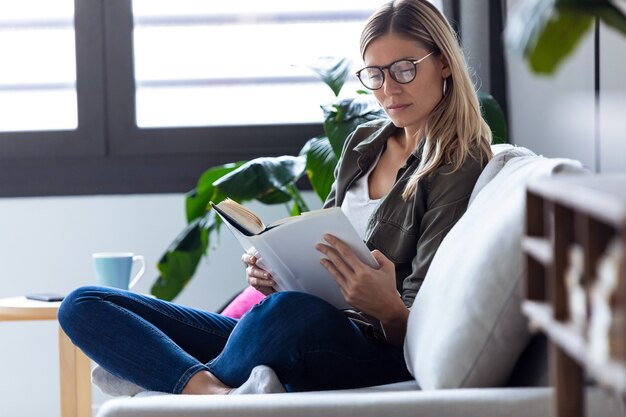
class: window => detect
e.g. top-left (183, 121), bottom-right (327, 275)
top-left (0, 0), bottom-right (77, 132)
top-left (104, 0), bottom-right (382, 162)
top-left (0, 0), bottom-right (104, 163)
top-left (131, 0), bottom-right (377, 127)
top-left (0, 0), bottom-right (442, 197)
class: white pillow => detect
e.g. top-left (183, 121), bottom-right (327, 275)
top-left (404, 155), bottom-right (587, 389)
top-left (468, 144), bottom-right (535, 205)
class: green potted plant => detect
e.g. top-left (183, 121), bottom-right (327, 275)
top-left (505, 0), bottom-right (626, 74)
top-left (151, 57), bottom-right (508, 301)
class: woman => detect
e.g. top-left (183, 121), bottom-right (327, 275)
top-left (59, 0), bottom-right (492, 395)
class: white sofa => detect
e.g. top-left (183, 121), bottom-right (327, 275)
top-left (95, 145), bottom-right (626, 417)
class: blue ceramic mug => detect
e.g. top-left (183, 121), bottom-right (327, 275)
top-left (93, 252), bottom-right (146, 290)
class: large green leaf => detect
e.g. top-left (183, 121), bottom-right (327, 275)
top-left (528, 10), bottom-right (593, 74)
top-left (478, 92), bottom-right (508, 144)
top-left (213, 156), bottom-right (306, 204)
top-left (185, 162), bottom-right (245, 223)
top-left (323, 96), bottom-right (386, 157)
top-left (504, 0), bottom-right (625, 75)
top-left (152, 213), bottom-right (217, 301)
top-left (300, 136), bottom-right (338, 202)
top-left (504, 0), bottom-right (555, 58)
top-left (305, 57), bottom-right (353, 97)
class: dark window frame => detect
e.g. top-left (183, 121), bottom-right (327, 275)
top-left (0, 0), bottom-right (324, 197)
top-left (0, 0), bottom-right (106, 160)
top-left (104, 0), bottom-right (323, 159)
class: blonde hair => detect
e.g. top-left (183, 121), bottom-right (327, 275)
top-left (360, 0), bottom-right (493, 200)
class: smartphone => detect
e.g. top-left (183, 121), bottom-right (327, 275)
top-left (25, 292), bottom-right (65, 302)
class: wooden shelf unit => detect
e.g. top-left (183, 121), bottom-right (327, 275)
top-left (523, 174), bottom-right (626, 417)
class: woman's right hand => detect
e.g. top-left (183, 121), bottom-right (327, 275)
top-left (242, 253), bottom-right (277, 296)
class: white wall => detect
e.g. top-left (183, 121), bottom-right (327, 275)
top-left (0, 192), bottom-right (321, 417)
top-left (505, 2), bottom-right (626, 173)
top-left (505, 14), bottom-right (596, 168)
top-left (600, 23), bottom-right (626, 173)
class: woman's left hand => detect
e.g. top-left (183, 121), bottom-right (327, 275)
top-left (315, 234), bottom-right (401, 320)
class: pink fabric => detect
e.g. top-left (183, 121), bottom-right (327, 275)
top-left (220, 286), bottom-right (266, 319)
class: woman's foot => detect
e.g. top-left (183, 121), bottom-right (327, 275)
top-left (229, 365), bottom-right (286, 395)
top-left (182, 370), bottom-right (232, 395)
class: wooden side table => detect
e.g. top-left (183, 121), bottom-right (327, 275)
top-left (523, 174), bottom-right (626, 417)
top-left (0, 296), bottom-right (92, 417)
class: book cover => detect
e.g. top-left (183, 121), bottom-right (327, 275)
top-left (211, 201), bottom-right (378, 309)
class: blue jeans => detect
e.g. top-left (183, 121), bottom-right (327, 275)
top-left (58, 286), bottom-right (411, 393)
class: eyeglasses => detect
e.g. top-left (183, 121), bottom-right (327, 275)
top-left (355, 51), bottom-right (435, 90)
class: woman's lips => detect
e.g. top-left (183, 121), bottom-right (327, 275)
top-left (386, 103), bottom-right (411, 113)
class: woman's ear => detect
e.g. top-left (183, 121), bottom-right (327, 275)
top-left (439, 54), bottom-right (452, 79)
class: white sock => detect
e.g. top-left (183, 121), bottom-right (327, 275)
top-left (91, 365), bottom-right (145, 397)
top-left (229, 365), bottom-right (286, 395)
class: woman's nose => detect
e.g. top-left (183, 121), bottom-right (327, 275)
top-left (382, 73), bottom-right (402, 95)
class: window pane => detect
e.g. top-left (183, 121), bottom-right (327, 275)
top-left (132, 0), bottom-right (382, 128)
top-left (0, 0), bottom-right (77, 132)
top-left (0, 0), bottom-right (73, 21)
top-left (137, 80), bottom-right (363, 128)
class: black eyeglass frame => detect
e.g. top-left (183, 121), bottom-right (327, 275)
top-left (355, 51), bottom-right (436, 90)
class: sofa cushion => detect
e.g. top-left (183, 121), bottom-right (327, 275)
top-left (468, 144), bottom-right (535, 205)
top-left (96, 387), bottom-right (624, 417)
top-left (404, 154), bottom-right (587, 389)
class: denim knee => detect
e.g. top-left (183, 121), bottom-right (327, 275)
top-left (58, 285), bottom-right (111, 337)
top-left (208, 291), bottom-right (367, 388)
top-left (240, 291), bottom-right (348, 344)
top-left (251, 292), bottom-right (338, 321)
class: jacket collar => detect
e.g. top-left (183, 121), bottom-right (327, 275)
top-left (353, 119), bottom-right (425, 170)
top-left (353, 120), bottom-right (396, 171)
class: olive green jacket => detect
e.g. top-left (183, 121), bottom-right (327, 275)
top-left (323, 119), bottom-right (486, 339)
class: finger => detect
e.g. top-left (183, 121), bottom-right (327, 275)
top-left (323, 234), bottom-right (363, 269)
top-left (249, 277), bottom-right (276, 288)
top-left (319, 257), bottom-right (347, 286)
top-left (316, 241), bottom-right (354, 279)
top-left (241, 253), bottom-right (257, 266)
top-left (251, 266), bottom-right (271, 279)
top-left (371, 250), bottom-right (392, 269)
top-left (247, 267), bottom-right (273, 282)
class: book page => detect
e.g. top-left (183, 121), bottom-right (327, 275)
top-left (265, 207), bottom-right (329, 229)
top-left (213, 199), bottom-right (265, 235)
top-left (258, 207), bottom-right (378, 309)
top-left (248, 239), bottom-right (304, 293)
top-left (215, 204), bottom-right (378, 309)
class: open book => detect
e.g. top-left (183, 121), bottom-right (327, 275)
top-left (211, 199), bottom-right (378, 309)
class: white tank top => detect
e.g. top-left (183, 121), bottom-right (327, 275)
top-left (340, 151), bottom-right (383, 240)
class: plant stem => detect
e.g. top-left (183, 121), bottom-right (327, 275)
top-left (286, 183), bottom-right (310, 213)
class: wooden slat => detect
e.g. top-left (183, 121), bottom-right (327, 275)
top-left (523, 236), bottom-right (553, 266)
top-left (525, 190), bottom-right (549, 301)
top-left (522, 301), bottom-right (626, 393)
top-left (552, 343), bottom-right (584, 417)
top-left (526, 255), bottom-right (546, 301)
top-left (525, 176), bottom-right (626, 417)
top-left (59, 326), bottom-right (79, 417)
top-left (527, 174), bottom-right (626, 228)
top-left (553, 203), bottom-right (575, 321)
top-left (526, 190), bottom-right (545, 237)
top-left (59, 326), bottom-right (92, 417)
